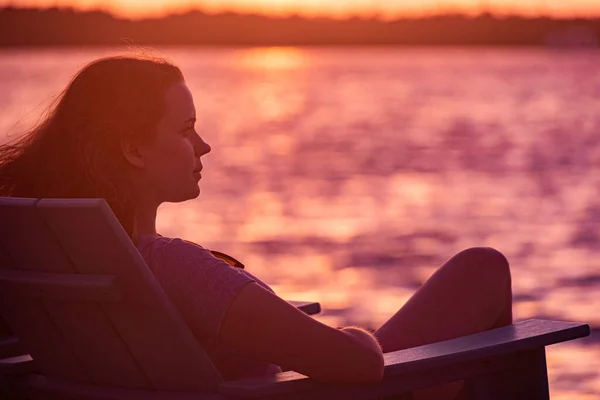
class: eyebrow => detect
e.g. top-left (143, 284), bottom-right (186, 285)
top-left (183, 117), bottom-right (196, 125)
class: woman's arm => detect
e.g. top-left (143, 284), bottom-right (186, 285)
top-left (220, 282), bottom-right (384, 383)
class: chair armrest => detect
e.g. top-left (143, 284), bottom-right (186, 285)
top-left (287, 301), bottom-right (321, 315)
top-left (219, 319), bottom-right (590, 399)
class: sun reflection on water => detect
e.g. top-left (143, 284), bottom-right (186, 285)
top-left (235, 46), bottom-right (309, 71)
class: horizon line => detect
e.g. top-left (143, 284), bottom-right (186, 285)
top-left (4, 4), bottom-right (600, 22)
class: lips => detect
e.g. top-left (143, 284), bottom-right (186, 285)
top-left (193, 168), bottom-right (202, 180)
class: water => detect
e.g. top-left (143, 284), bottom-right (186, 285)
top-left (1, 47), bottom-right (599, 398)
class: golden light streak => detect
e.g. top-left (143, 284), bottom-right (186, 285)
top-left (237, 47), bottom-right (307, 71)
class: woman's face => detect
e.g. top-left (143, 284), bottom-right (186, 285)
top-left (135, 81), bottom-right (211, 205)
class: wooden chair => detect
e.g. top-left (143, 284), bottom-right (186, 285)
top-left (0, 197), bottom-right (590, 399)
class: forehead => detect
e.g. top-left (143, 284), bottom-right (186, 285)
top-left (162, 82), bottom-right (195, 121)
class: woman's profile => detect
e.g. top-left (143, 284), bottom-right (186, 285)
top-left (0, 54), bottom-right (513, 400)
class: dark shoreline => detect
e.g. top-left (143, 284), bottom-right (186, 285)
top-left (1, 7), bottom-right (600, 47)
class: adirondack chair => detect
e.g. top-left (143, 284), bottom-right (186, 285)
top-left (0, 197), bottom-right (591, 400)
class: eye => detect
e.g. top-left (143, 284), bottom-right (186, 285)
top-left (182, 125), bottom-right (195, 136)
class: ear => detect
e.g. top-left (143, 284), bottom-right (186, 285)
top-left (120, 137), bottom-right (146, 169)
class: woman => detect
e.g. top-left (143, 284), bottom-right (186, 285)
top-left (0, 54), bottom-right (512, 399)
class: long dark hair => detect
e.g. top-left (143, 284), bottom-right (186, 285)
top-left (0, 54), bottom-right (184, 240)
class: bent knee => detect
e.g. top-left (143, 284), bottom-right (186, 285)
top-left (453, 247), bottom-right (511, 283)
top-left (457, 247), bottom-right (509, 267)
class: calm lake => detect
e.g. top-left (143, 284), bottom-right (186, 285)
top-left (1, 47), bottom-right (599, 398)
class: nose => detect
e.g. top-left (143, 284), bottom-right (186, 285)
top-left (194, 134), bottom-right (211, 157)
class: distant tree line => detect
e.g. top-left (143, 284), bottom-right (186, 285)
top-left (0, 7), bottom-right (599, 47)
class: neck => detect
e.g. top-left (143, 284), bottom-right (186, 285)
top-left (134, 201), bottom-right (159, 238)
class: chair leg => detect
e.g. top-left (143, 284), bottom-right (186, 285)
top-left (466, 348), bottom-right (550, 400)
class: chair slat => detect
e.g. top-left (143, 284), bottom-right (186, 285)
top-left (0, 269), bottom-right (121, 302)
top-left (0, 290), bottom-right (89, 382)
top-left (37, 198), bottom-right (222, 391)
top-left (0, 199), bottom-right (89, 382)
top-left (0, 198), bottom-right (149, 386)
top-left (0, 198), bottom-right (74, 273)
top-left (42, 301), bottom-right (152, 388)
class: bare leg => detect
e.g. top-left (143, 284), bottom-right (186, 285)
top-left (374, 247), bottom-right (513, 400)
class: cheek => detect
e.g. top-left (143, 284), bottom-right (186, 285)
top-left (155, 142), bottom-right (195, 186)
top-left (143, 137), bottom-right (195, 189)
top-left (154, 139), bottom-right (194, 170)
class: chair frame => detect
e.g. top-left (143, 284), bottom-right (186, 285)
top-left (0, 197), bottom-right (591, 400)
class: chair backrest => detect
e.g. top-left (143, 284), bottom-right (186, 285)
top-left (0, 197), bottom-right (222, 391)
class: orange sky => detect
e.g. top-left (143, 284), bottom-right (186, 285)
top-left (4, 0), bottom-right (600, 19)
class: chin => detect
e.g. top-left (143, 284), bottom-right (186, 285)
top-left (188, 185), bottom-right (201, 200)
top-left (168, 186), bottom-right (201, 203)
